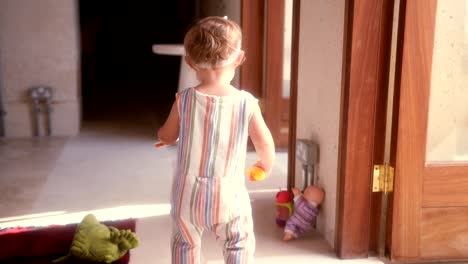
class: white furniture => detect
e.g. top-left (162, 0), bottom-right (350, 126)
top-left (152, 44), bottom-right (198, 92)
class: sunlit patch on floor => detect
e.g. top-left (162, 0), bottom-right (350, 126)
top-left (0, 211), bottom-right (67, 223)
top-left (0, 204), bottom-right (171, 229)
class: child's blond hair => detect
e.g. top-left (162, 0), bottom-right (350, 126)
top-left (184, 16), bottom-right (242, 69)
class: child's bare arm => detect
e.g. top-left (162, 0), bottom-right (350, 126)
top-left (248, 105), bottom-right (275, 175)
top-left (157, 100), bottom-right (179, 145)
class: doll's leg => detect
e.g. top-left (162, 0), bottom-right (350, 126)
top-left (283, 216), bottom-right (300, 240)
top-left (283, 230), bottom-right (297, 241)
top-left (171, 218), bottom-right (203, 264)
top-left (213, 215), bottom-right (255, 264)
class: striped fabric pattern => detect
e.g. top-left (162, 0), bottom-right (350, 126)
top-left (284, 196), bottom-right (319, 237)
top-left (171, 87), bottom-right (257, 264)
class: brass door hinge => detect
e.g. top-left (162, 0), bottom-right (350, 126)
top-left (372, 164), bottom-right (394, 194)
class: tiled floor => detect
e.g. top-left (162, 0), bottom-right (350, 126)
top-left (0, 120), bottom-right (383, 264)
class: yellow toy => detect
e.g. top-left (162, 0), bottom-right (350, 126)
top-left (246, 166), bottom-right (266, 181)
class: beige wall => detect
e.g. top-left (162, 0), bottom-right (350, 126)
top-left (0, 0), bottom-right (80, 137)
top-left (296, 0), bottom-right (345, 247)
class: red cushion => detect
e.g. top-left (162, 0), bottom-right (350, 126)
top-left (0, 219), bottom-right (136, 263)
top-left (1, 254), bottom-right (130, 264)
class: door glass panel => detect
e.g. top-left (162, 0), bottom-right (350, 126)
top-left (426, 0), bottom-right (468, 163)
top-left (282, 0), bottom-right (293, 98)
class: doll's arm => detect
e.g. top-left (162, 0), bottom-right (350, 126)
top-left (292, 187), bottom-right (301, 197)
top-left (292, 187), bottom-right (302, 203)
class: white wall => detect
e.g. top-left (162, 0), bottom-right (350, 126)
top-left (296, 0), bottom-right (345, 247)
top-left (0, 0), bottom-right (80, 137)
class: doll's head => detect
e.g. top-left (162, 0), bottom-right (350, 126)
top-left (183, 16), bottom-right (244, 69)
top-left (303, 185), bottom-right (325, 205)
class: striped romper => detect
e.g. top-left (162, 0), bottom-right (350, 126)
top-left (171, 87), bottom-right (258, 264)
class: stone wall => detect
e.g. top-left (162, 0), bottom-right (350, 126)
top-left (296, 0), bottom-right (346, 248)
top-left (0, 0), bottom-right (80, 137)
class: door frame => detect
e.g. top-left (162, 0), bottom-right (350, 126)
top-left (240, 0), bottom-right (290, 149)
top-left (240, 0), bottom-right (300, 188)
top-left (242, 0), bottom-right (400, 259)
top-left (287, 0), bottom-right (300, 190)
top-left (391, 0), bottom-right (468, 260)
top-left (240, 0), bottom-right (264, 99)
top-left (336, 0), bottom-right (396, 259)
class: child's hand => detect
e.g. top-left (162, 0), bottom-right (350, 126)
top-left (246, 166), bottom-right (266, 181)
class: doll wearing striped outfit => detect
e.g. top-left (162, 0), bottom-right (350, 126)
top-left (158, 16), bottom-right (275, 264)
top-left (283, 186), bottom-right (325, 241)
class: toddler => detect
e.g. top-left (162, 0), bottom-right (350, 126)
top-left (158, 16), bottom-right (275, 264)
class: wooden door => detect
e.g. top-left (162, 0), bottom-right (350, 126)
top-left (391, 0), bottom-right (468, 261)
top-left (241, 0), bottom-right (290, 149)
top-left (336, 0), bottom-right (395, 258)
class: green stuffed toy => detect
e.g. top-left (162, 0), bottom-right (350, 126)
top-left (53, 214), bottom-right (139, 263)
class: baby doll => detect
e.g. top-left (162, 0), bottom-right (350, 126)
top-left (283, 185), bottom-right (325, 241)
